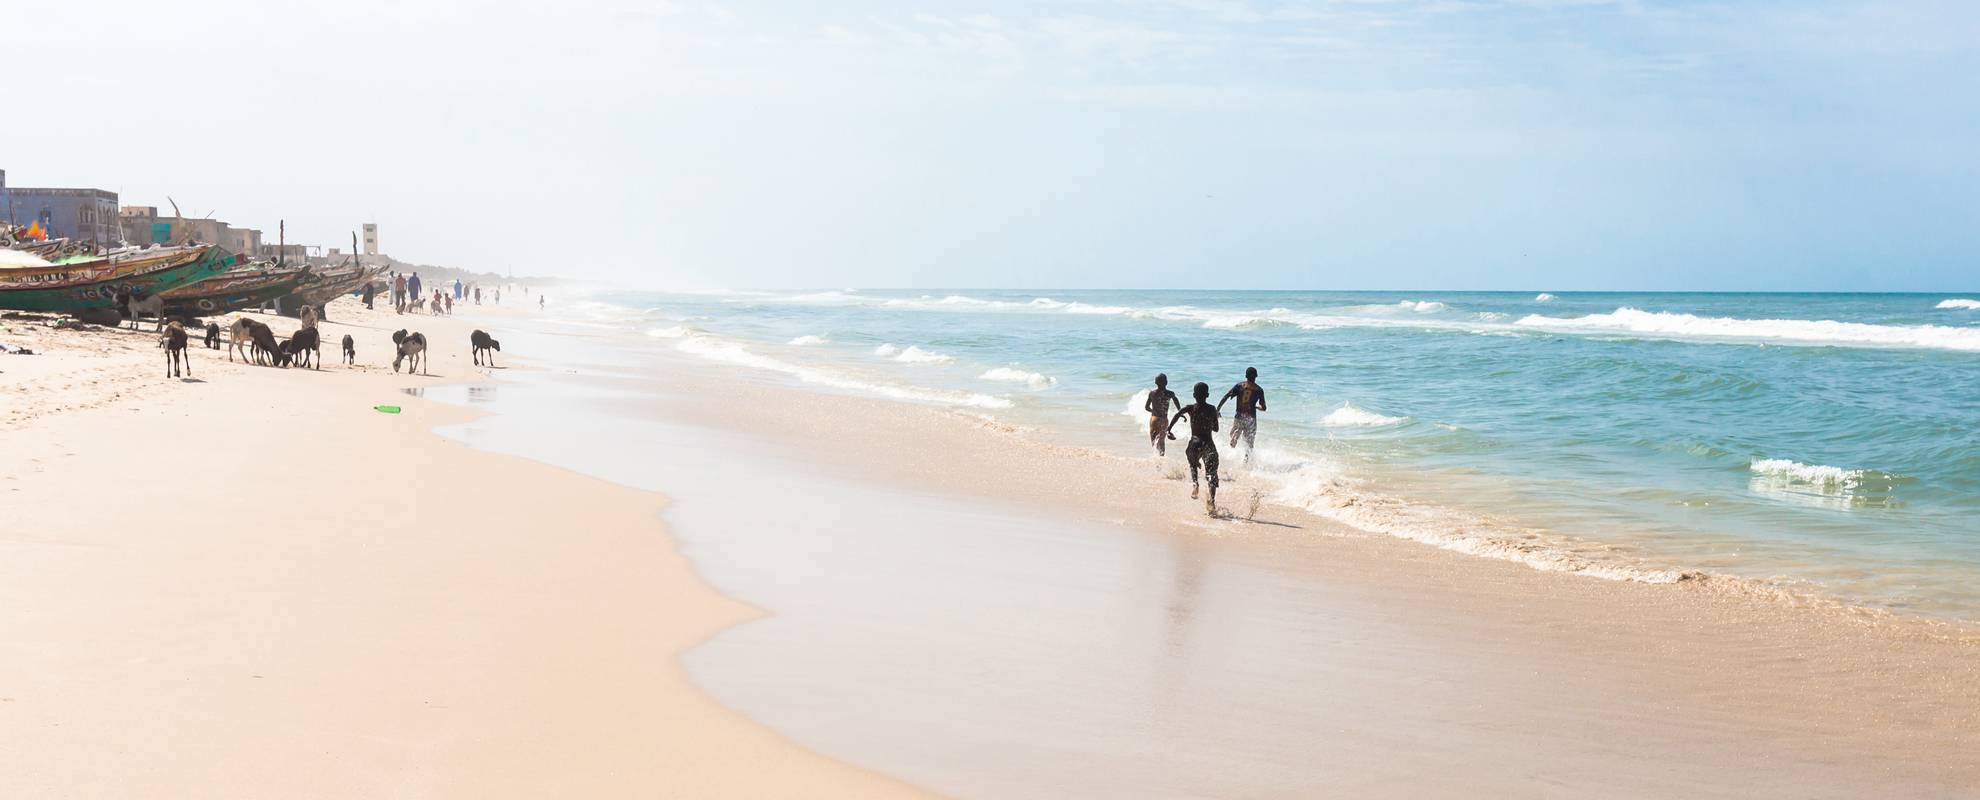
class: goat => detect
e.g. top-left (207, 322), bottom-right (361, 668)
top-left (227, 318), bottom-right (253, 362)
top-left (160, 321), bottom-right (190, 378)
top-left (392, 329), bottom-right (428, 375)
top-left (470, 329), bottom-right (501, 366)
top-left (279, 327), bottom-right (321, 370)
top-left (115, 289), bottom-right (167, 331)
top-left (203, 322), bottom-right (221, 350)
top-left (244, 319), bottom-right (282, 367)
top-left (299, 304), bottom-right (318, 330)
top-left (341, 334), bottom-right (356, 365)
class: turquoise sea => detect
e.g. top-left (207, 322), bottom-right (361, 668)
top-left (559, 289), bottom-right (1980, 621)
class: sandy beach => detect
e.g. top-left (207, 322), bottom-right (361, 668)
top-left (4, 296), bottom-right (1978, 798)
top-left (0, 298), bottom-right (922, 797)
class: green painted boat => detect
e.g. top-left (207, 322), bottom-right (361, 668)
top-left (161, 268), bottom-right (310, 318)
top-left (0, 246), bottom-right (234, 312)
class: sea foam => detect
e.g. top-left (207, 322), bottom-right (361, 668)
top-left (1535, 293), bottom-right (1557, 302)
top-left (979, 367), bottom-right (1056, 389)
top-left (874, 344), bottom-right (955, 364)
top-left (678, 335), bottom-right (1009, 409)
top-left (1749, 459), bottom-right (1864, 489)
top-left (1516, 307), bottom-right (1980, 352)
top-left (1320, 404), bottom-right (1408, 427)
top-left (788, 335), bottom-right (829, 346)
top-left (1938, 298), bottom-right (1980, 310)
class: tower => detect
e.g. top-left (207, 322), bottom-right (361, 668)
top-left (362, 223), bottom-right (378, 255)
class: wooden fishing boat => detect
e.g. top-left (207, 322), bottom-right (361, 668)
top-left (0, 246), bottom-right (204, 291)
top-left (160, 267), bottom-right (310, 317)
top-left (0, 246), bottom-right (234, 312)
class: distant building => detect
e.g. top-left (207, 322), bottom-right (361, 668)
top-left (0, 169), bottom-right (120, 244)
top-left (119, 206), bottom-right (162, 245)
top-left (362, 223), bottom-right (378, 255)
top-left (260, 243), bottom-right (311, 262)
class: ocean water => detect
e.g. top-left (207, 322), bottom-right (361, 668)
top-left (561, 289), bottom-right (1980, 621)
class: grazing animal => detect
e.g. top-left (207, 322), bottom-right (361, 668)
top-left (392, 329), bottom-right (428, 375)
top-left (470, 329), bottom-right (501, 366)
top-left (299, 304), bottom-right (318, 330)
top-left (341, 334), bottom-right (356, 365)
top-left (227, 318), bottom-right (254, 362)
top-left (203, 322), bottom-right (221, 349)
top-left (160, 321), bottom-right (190, 378)
top-left (279, 327), bottom-right (321, 370)
top-left (244, 319), bottom-right (282, 367)
top-left (116, 290), bottom-right (167, 331)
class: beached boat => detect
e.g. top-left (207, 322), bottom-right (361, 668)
top-left (159, 266), bottom-right (310, 317)
top-left (0, 246), bottom-right (234, 312)
top-left (0, 246), bottom-right (202, 291)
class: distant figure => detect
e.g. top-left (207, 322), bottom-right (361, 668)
top-left (538, 294), bottom-right (544, 311)
top-left (408, 272), bottom-right (423, 302)
top-left (474, 286), bottom-right (482, 305)
top-left (362, 280), bottom-right (376, 310)
top-left (494, 288), bottom-right (501, 304)
top-left (392, 273), bottom-right (408, 314)
top-left (453, 279), bottom-right (463, 299)
top-left (1166, 382), bottom-right (1221, 515)
top-left (1218, 367), bottom-right (1267, 464)
top-left (1143, 373), bottom-right (1180, 456)
top-left (444, 293), bottom-right (454, 315)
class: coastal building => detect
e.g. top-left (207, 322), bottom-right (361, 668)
top-left (260, 243), bottom-right (312, 262)
top-left (0, 169), bottom-right (121, 244)
top-left (362, 223), bottom-right (378, 255)
top-left (118, 206), bottom-right (164, 245)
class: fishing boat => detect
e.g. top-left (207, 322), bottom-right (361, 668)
top-left (160, 266), bottom-right (310, 317)
top-left (0, 246), bottom-right (234, 312)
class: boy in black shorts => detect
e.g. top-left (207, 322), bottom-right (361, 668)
top-left (1167, 382), bottom-right (1222, 515)
top-left (1219, 366), bottom-right (1267, 464)
top-left (1143, 373), bottom-right (1181, 456)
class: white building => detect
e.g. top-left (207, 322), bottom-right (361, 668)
top-left (362, 223), bottom-right (379, 255)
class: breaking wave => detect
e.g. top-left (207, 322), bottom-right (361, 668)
top-left (1319, 404), bottom-right (1408, 427)
top-left (675, 335), bottom-right (1009, 409)
top-left (1750, 459), bottom-right (1864, 489)
top-left (1535, 293), bottom-right (1557, 302)
top-left (979, 367), bottom-right (1057, 389)
top-left (1516, 308), bottom-right (1980, 352)
top-left (874, 344), bottom-right (955, 364)
top-left (1938, 298), bottom-right (1980, 310)
top-left (788, 335), bottom-right (829, 346)
top-left (646, 325), bottom-right (694, 338)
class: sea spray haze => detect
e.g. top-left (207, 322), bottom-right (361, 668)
top-left (566, 289), bottom-right (1980, 619)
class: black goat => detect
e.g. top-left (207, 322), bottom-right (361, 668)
top-left (470, 329), bottom-right (501, 366)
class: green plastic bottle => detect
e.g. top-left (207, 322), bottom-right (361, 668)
top-left (373, 405), bottom-right (402, 414)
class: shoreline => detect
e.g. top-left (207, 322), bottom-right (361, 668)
top-left (0, 298), bottom-right (926, 797)
top-left (409, 318), bottom-right (1980, 796)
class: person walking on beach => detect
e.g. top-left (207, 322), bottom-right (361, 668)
top-left (408, 272), bottom-right (423, 305)
top-left (453, 278), bottom-right (463, 299)
top-left (1167, 382), bottom-right (1222, 515)
top-left (1144, 373), bottom-right (1180, 456)
top-left (392, 273), bottom-right (408, 315)
top-left (1219, 367), bottom-right (1267, 465)
top-left (539, 294), bottom-right (545, 311)
top-left (361, 280), bottom-right (376, 310)
top-left (474, 285), bottom-right (482, 305)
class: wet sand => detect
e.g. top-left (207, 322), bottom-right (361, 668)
top-left (423, 322), bottom-right (1980, 798)
top-left (0, 298), bottom-right (923, 797)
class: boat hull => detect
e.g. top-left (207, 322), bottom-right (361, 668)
top-left (161, 270), bottom-right (310, 318)
top-left (0, 247), bottom-right (234, 312)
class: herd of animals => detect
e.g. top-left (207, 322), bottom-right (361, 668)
top-left (139, 301), bottom-right (501, 379)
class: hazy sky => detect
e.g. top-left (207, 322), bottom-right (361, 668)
top-left (7, 1), bottom-right (1976, 290)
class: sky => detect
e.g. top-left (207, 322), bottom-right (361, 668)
top-left (5, 0), bottom-right (1976, 290)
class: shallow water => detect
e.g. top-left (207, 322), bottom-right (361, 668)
top-left (554, 289), bottom-right (1980, 620)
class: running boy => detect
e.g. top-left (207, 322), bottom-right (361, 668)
top-left (1218, 367), bottom-right (1267, 464)
top-left (1143, 373), bottom-right (1181, 456)
top-left (1167, 382), bottom-right (1222, 515)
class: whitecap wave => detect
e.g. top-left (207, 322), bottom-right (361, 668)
top-left (1398, 300), bottom-right (1448, 312)
top-left (1749, 458), bottom-right (1864, 489)
top-left (1320, 404), bottom-right (1408, 427)
top-left (646, 325), bottom-right (694, 338)
top-left (788, 335), bottom-right (829, 346)
top-left (979, 366), bottom-right (1056, 389)
top-left (1260, 459), bottom-right (1691, 584)
top-left (1535, 293), bottom-right (1557, 302)
top-left (676, 336), bottom-right (1009, 409)
top-left (874, 343), bottom-right (955, 364)
top-left (1937, 298), bottom-right (1980, 310)
top-left (1515, 307), bottom-right (1980, 352)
